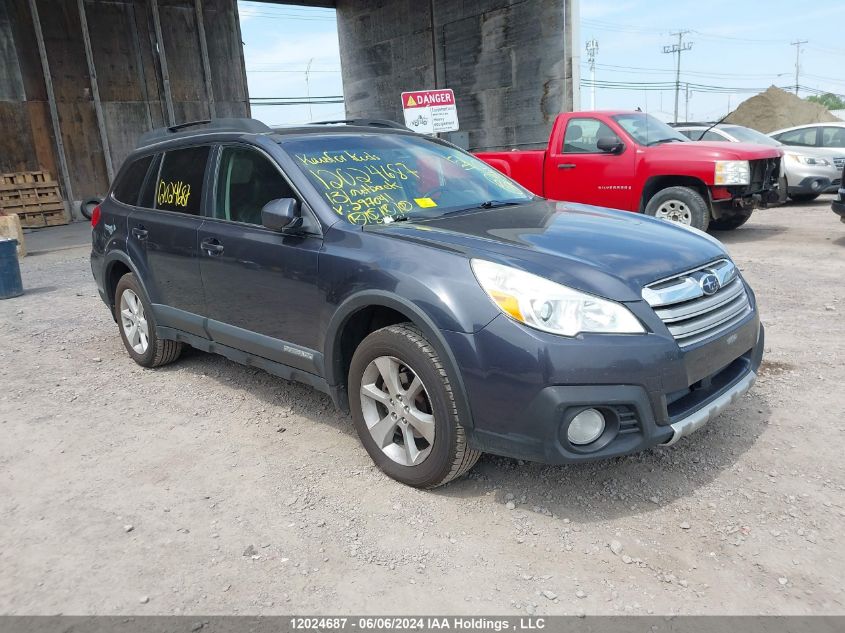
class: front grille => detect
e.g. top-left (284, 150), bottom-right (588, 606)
top-left (749, 157), bottom-right (780, 192)
top-left (833, 156), bottom-right (845, 171)
top-left (642, 259), bottom-right (753, 348)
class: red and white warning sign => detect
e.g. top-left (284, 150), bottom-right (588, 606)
top-left (401, 88), bottom-right (459, 135)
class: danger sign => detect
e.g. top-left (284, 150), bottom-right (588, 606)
top-left (401, 88), bottom-right (459, 135)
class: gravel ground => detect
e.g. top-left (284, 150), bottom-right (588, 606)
top-left (1, 199), bottom-right (843, 615)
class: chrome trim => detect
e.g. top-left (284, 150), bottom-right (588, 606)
top-left (661, 370), bottom-right (757, 446)
top-left (642, 259), bottom-right (736, 308)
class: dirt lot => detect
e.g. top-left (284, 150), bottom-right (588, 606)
top-left (1, 199), bottom-right (843, 616)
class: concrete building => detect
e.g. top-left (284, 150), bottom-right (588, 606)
top-left (336, 0), bottom-right (578, 151)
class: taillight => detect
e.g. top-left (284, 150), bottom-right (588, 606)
top-left (90, 205), bottom-right (101, 227)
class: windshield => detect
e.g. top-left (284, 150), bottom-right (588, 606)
top-left (722, 125), bottom-right (781, 147)
top-left (611, 113), bottom-right (688, 146)
top-left (280, 134), bottom-right (533, 225)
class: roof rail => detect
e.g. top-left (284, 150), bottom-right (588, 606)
top-left (136, 118), bottom-right (273, 148)
top-left (310, 119), bottom-right (410, 130)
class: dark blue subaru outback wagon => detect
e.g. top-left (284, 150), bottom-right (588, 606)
top-left (91, 118), bottom-right (764, 487)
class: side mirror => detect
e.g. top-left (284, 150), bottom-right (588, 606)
top-left (261, 198), bottom-right (303, 232)
top-left (597, 136), bottom-right (625, 154)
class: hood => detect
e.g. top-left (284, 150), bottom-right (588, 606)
top-left (368, 199), bottom-right (729, 302)
top-left (650, 140), bottom-right (782, 160)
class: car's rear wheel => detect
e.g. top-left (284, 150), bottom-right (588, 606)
top-left (348, 323), bottom-right (480, 488)
top-left (788, 193), bottom-right (820, 202)
top-left (114, 273), bottom-right (182, 368)
top-left (645, 186), bottom-right (710, 231)
top-left (708, 211), bottom-right (752, 231)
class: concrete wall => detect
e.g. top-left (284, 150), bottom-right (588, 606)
top-left (0, 0), bottom-right (250, 212)
top-left (336, 0), bottom-right (575, 151)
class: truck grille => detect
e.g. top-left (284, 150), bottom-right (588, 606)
top-left (642, 259), bottom-right (752, 348)
top-left (748, 157), bottom-right (780, 192)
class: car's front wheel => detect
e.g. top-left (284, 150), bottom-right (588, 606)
top-left (348, 323), bottom-right (481, 488)
top-left (114, 273), bottom-right (182, 368)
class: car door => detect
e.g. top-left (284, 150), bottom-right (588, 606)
top-left (543, 117), bottom-right (637, 211)
top-left (198, 144), bottom-right (324, 374)
top-left (127, 146), bottom-right (210, 338)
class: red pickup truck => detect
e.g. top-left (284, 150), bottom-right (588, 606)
top-left (476, 111), bottom-right (783, 231)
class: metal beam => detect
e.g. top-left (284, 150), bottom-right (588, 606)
top-left (77, 0), bottom-right (114, 182)
top-left (194, 0), bottom-right (216, 119)
top-left (27, 0), bottom-right (75, 205)
top-left (127, 1), bottom-right (154, 129)
top-left (149, 0), bottom-right (175, 126)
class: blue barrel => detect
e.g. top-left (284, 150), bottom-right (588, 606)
top-left (0, 238), bottom-right (23, 299)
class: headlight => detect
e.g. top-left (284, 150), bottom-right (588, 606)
top-left (714, 160), bottom-right (750, 185)
top-left (786, 152), bottom-right (831, 166)
top-left (471, 260), bottom-right (645, 336)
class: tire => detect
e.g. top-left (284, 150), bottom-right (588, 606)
top-left (79, 197), bottom-right (101, 220)
top-left (644, 186), bottom-right (710, 231)
top-left (788, 193), bottom-right (820, 202)
top-left (708, 211), bottom-right (752, 231)
top-left (114, 273), bottom-right (182, 368)
top-left (348, 323), bottom-right (481, 488)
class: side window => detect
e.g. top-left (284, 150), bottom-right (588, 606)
top-left (562, 118), bottom-right (617, 153)
top-left (112, 155), bottom-right (153, 205)
top-left (155, 146), bottom-right (210, 215)
top-left (138, 154), bottom-right (162, 208)
top-left (821, 126), bottom-right (845, 148)
top-left (701, 130), bottom-right (729, 142)
top-left (774, 128), bottom-right (817, 147)
top-left (214, 146), bottom-right (296, 225)
top-left (677, 129), bottom-right (698, 140)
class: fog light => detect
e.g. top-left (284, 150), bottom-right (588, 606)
top-left (567, 408), bottom-right (606, 445)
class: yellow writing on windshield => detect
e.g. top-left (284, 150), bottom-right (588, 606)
top-left (445, 155), bottom-right (524, 195)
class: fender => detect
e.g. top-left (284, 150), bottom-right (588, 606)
top-left (323, 290), bottom-right (476, 430)
top-left (102, 249), bottom-right (151, 309)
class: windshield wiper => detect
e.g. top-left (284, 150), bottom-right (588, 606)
top-left (649, 138), bottom-right (684, 146)
top-left (478, 200), bottom-right (521, 208)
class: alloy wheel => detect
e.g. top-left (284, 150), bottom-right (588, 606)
top-left (119, 289), bottom-right (149, 354)
top-left (359, 355), bottom-right (435, 466)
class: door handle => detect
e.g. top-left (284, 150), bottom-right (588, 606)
top-left (132, 226), bottom-right (148, 240)
top-left (201, 238), bottom-right (224, 256)
top-left (558, 163), bottom-right (577, 170)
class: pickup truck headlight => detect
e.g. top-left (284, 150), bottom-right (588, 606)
top-left (714, 160), bottom-right (751, 185)
top-left (786, 152), bottom-right (831, 166)
top-left (471, 260), bottom-right (645, 336)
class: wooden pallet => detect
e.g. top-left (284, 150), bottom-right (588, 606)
top-left (0, 171), bottom-right (68, 228)
top-left (1, 171), bottom-right (49, 186)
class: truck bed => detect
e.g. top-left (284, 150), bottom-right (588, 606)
top-left (475, 150), bottom-right (546, 197)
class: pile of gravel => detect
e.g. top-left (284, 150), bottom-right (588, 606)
top-left (724, 86), bottom-right (838, 133)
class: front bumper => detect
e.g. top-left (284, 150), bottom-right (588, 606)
top-left (786, 162), bottom-right (841, 195)
top-left (448, 298), bottom-right (763, 464)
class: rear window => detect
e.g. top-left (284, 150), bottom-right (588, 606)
top-left (155, 146), bottom-right (210, 215)
top-left (112, 155), bottom-right (153, 205)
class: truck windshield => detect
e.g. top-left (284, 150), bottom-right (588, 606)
top-left (612, 113), bottom-right (688, 146)
top-left (280, 133), bottom-right (533, 225)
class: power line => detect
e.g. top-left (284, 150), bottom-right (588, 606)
top-left (662, 31), bottom-right (693, 123)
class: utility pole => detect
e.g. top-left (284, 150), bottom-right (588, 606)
top-left (585, 38), bottom-right (599, 110)
top-left (305, 57), bottom-right (315, 121)
top-left (662, 31), bottom-right (693, 123)
top-left (684, 83), bottom-right (691, 121)
top-left (790, 39), bottom-right (807, 95)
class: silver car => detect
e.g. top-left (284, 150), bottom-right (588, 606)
top-left (676, 123), bottom-right (842, 202)
top-left (769, 122), bottom-right (845, 200)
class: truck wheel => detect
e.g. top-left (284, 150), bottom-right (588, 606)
top-left (645, 186), bottom-right (709, 231)
top-left (114, 273), bottom-right (183, 368)
top-left (788, 193), bottom-right (820, 202)
top-left (348, 323), bottom-right (481, 488)
top-left (708, 211), bottom-right (752, 231)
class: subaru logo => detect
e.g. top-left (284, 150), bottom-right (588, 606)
top-left (700, 273), bottom-right (721, 296)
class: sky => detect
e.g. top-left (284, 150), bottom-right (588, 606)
top-left (238, 0), bottom-right (845, 126)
